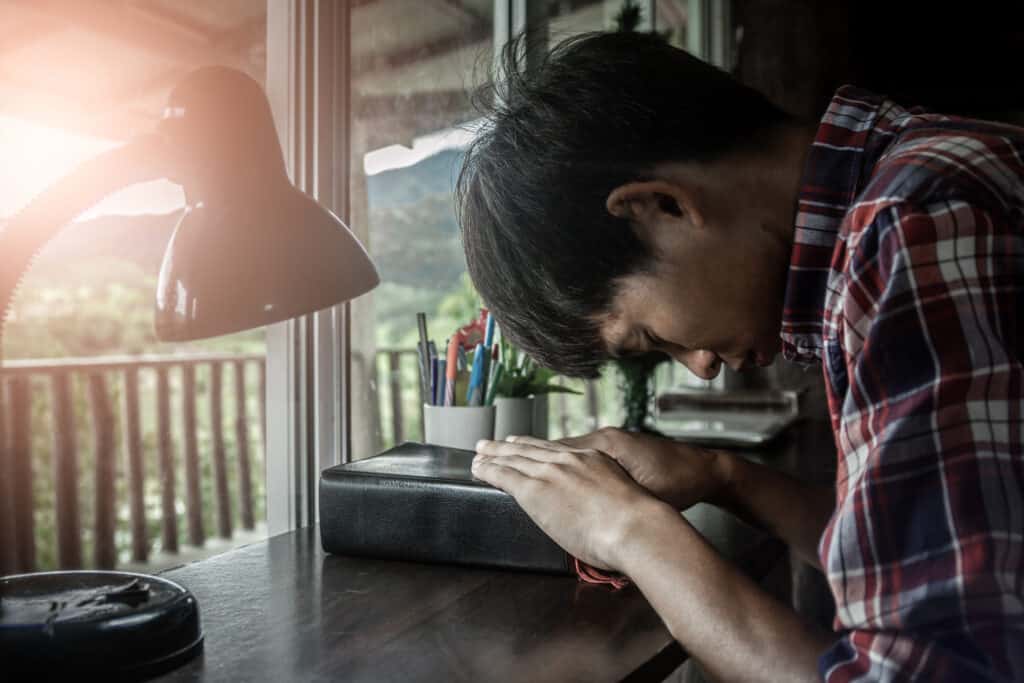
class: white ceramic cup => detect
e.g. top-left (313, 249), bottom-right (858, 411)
top-left (423, 403), bottom-right (496, 451)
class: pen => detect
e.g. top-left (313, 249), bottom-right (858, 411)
top-left (484, 362), bottom-right (504, 406)
top-left (483, 312), bottom-right (495, 349)
top-left (467, 342), bottom-right (486, 406)
top-left (430, 357), bottom-right (439, 406)
top-left (445, 336), bottom-right (458, 406)
top-left (416, 312), bottom-right (430, 404)
top-left (436, 359), bottom-right (446, 406)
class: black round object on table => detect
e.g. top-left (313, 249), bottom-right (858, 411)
top-left (0, 570), bottom-right (203, 681)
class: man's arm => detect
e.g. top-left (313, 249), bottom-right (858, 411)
top-left (471, 439), bottom-right (834, 682)
top-left (617, 499), bottom-right (834, 682)
top-left (555, 429), bottom-right (834, 568)
top-left (815, 201), bottom-right (1024, 680)
top-left (712, 451), bottom-right (834, 569)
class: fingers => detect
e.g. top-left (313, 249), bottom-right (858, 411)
top-left (507, 435), bottom-right (584, 452)
top-left (474, 452), bottom-right (548, 477)
top-left (470, 456), bottom-right (532, 494)
top-left (475, 439), bottom-right (559, 462)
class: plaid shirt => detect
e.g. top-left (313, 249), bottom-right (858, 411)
top-left (782, 87), bottom-right (1024, 681)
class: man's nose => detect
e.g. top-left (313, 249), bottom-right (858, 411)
top-left (674, 349), bottom-right (721, 380)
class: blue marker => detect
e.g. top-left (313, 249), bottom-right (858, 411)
top-left (466, 343), bottom-right (486, 406)
top-left (483, 312), bottom-right (495, 349)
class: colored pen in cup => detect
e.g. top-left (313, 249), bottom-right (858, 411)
top-left (445, 336), bottom-right (458, 406)
top-left (484, 362), bottom-right (504, 406)
top-left (430, 357), bottom-right (439, 406)
top-left (466, 342), bottom-right (486, 406)
top-left (483, 312), bottom-right (495, 348)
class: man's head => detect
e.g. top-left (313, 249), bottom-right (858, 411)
top-left (457, 31), bottom-right (809, 379)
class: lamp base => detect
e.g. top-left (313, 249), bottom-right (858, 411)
top-left (1, 570), bottom-right (203, 682)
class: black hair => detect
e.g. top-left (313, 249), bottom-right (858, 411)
top-left (457, 31), bottom-right (791, 378)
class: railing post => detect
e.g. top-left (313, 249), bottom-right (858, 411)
top-left (258, 358), bottom-right (267, 454)
top-left (209, 361), bottom-right (232, 539)
top-left (156, 366), bottom-right (178, 553)
top-left (51, 372), bottom-right (82, 569)
top-left (585, 379), bottom-right (600, 431)
top-left (234, 360), bottom-right (255, 530)
top-left (9, 376), bottom-right (35, 572)
top-left (0, 379), bottom-right (18, 575)
top-left (88, 373), bottom-right (117, 569)
top-left (123, 367), bottom-right (148, 563)
top-left (182, 364), bottom-right (204, 547)
top-left (559, 383), bottom-right (570, 438)
top-left (389, 351), bottom-right (403, 444)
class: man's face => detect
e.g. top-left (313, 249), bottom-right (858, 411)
top-left (598, 176), bottom-right (792, 379)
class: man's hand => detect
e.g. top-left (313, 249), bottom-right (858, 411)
top-left (553, 428), bottom-right (730, 511)
top-left (472, 437), bottom-right (669, 570)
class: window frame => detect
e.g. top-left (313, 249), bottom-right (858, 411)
top-left (264, 0), bottom-right (733, 532)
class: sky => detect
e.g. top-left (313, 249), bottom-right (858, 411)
top-left (0, 114), bottom-right (478, 222)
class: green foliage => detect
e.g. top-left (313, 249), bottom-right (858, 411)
top-left (613, 0), bottom-right (644, 33)
top-left (615, 352), bottom-right (670, 431)
top-left (494, 335), bottom-right (581, 399)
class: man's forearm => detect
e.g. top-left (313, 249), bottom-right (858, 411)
top-left (618, 501), bottom-right (833, 682)
top-left (708, 450), bottom-right (834, 568)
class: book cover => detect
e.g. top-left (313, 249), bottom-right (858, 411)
top-left (319, 442), bottom-right (572, 574)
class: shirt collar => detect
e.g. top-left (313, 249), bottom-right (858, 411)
top-left (780, 86), bottom-right (901, 364)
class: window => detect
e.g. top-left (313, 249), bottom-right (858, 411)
top-left (348, 0), bottom-right (496, 456)
top-left (0, 2), bottom-right (269, 573)
top-left (337, 0), bottom-right (733, 463)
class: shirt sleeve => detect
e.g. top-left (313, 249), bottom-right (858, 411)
top-left (819, 201), bottom-right (1024, 682)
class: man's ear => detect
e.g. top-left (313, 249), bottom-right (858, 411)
top-left (605, 180), bottom-right (703, 229)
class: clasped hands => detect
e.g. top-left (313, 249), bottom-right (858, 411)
top-left (472, 428), bottom-right (730, 572)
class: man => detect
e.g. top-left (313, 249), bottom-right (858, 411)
top-left (459, 32), bottom-right (1023, 681)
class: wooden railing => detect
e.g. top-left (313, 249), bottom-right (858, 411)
top-left (0, 348), bottom-right (628, 575)
top-left (0, 353), bottom-right (266, 574)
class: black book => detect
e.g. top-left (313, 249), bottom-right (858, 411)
top-left (319, 442), bottom-right (572, 574)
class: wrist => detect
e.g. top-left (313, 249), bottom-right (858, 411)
top-left (606, 496), bottom-right (688, 572)
top-left (705, 448), bottom-right (744, 509)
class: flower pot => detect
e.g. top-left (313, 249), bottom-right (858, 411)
top-left (531, 393), bottom-right (549, 439)
top-left (494, 396), bottom-right (535, 441)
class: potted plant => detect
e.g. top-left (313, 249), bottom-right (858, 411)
top-left (615, 351), bottom-right (670, 434)
top-left (492, 337), bottom-right (579, 440)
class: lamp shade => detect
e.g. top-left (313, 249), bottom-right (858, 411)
top-left (153, 67), bottom-right (378, 341)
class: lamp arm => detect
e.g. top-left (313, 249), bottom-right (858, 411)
top-left (0, 136), bottom-right (168, 365)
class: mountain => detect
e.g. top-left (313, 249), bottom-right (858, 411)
top-left (366, 148), bottom-right (465, 208)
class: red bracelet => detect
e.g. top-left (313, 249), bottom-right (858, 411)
top-left (573, 557), bottom-right (631, 590)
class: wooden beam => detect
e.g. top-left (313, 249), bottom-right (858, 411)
top-left (0, 7), bottom-right (268, 138)
top-left (427, 0), bottom-right (490, 28)
top-left (353, 89), bottom-right (477, 149)
top-left (9, 0), bottom-right (230, 64)
top-left (353, 25), bottom-right (490, 75)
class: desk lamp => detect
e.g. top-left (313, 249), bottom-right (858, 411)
top-left (0, 66), bottom-right (379, 679)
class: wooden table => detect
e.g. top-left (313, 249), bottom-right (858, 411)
top-left (155, 528), bottom-right (786, 683)
top-left (153, 421), bottom-right (837, 683)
